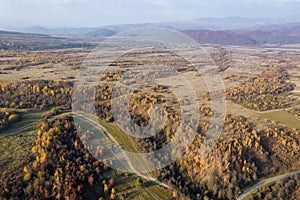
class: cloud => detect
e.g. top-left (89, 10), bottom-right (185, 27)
top-left (238, 0), bottom-right (300, 3)
top-left (52, 0), bottom-right (87, 3)
top-left (17, 0), bottom-right (89, 5)
top-left (145, 0), bottom-right (170, 6)
top-left (13, 0), bottom-right (300, 6)
top-left (1, 0), bottom-right (299, 28)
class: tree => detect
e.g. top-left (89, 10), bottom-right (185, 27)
top-left (8, 114), bottom-right (18, 121)
top-left (135, 178), bottom-right (143, 187)
top-left (24, 173), bottom-right (31, 181)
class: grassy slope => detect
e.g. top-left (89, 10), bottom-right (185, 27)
top-left (261, 110), bottom-right (300, 130)
top-left (0, 109), bottom-right (51, 174)
top-left (0, 109), bottom-right (44, 134)
top-left (98, 120), bottom-right (172, 200)
top-left (98, 120), bottom-right (138, 153)
top-left (0, 130), bottom-right (35, 175)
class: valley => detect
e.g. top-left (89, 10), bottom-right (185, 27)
top-left (0, 30), bottom-right (300, 200)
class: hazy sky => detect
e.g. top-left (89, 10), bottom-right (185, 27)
top-left (0, 0), bottom-right (300, 28)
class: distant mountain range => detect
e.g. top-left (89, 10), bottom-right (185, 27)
top-left (181, 30), bottom-right (256, 46)
top-left (0, 30), bottom-right (94, 50)
top-left (1, 17), bottom-right (300, 46)
top-left (183, 22), bottom-right (300, 45)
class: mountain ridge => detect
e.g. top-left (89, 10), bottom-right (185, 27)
top-left (1, 18), bottom-right (300, 46)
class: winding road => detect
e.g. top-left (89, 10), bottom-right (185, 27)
top-left (0, 122), bottom-right (37, 138)
top-left (238, 170), bottom-right (300, 200)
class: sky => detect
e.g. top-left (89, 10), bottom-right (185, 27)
top-left (0, 0), bottom-right (300, 28)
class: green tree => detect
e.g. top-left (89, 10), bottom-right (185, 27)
top-left (135, 177), bottom-right (143, 187)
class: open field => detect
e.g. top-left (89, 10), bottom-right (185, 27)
top-left (261, 110), bottom-right (300, 130)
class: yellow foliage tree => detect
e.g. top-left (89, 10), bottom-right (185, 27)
top-left (40, 153), bottom-right (47, 163)
top-left (24, 173), bottom-right (31, 181)
top-left (8, 114), bottom-right (17, 121)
